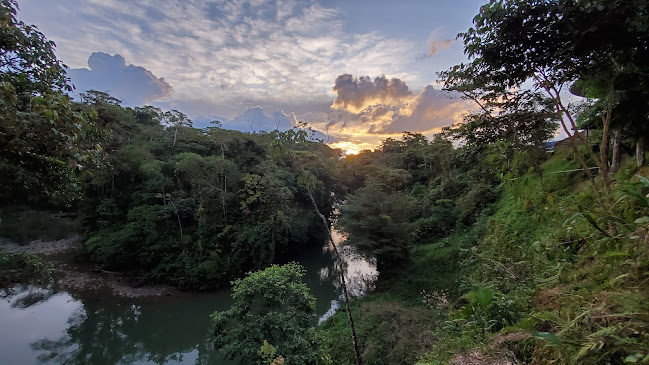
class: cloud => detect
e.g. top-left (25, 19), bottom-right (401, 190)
top-left (417, 27), bottom-right (455, 59)
top-left (231, 107), bottom-right (298, 132)
top-left (328, 74), bottom-right (473, 137)
top-left (68, 52), bottom-right (172, 105)
top-left (192, 106), bottom-right (297, 132)
top-left (430, 39), bottom-right (454, 56)
top-left (331, 74), bottom-right (413, 114)
top-left (17, 1), bottom-right (475, 151)
top-left (378, 85), bottom-right (469, 134)
top-left (20, 0), bottom-right (419, 115)
top-left (192, 105), bottom-right (337, 143)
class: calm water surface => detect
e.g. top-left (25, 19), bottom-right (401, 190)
top-left (0, 231), bottom-right (376, 365)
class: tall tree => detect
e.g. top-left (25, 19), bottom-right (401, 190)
top-left (441, 0), bottom-right (649, 189)
top-left (163, 109), bottom-right (192, 146)
top-left (0, 0), bottom-right (100, 204)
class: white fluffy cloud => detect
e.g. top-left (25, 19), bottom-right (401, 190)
top-left (68, 52), bottom-right (172, 105)
top-left (21, 0), bottom-right (420, 116)
top-left (193, 106), bottom-right (297, 132)
top-left (18, 0), bottom-right (477, 151)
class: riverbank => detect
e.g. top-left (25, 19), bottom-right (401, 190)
top-left (0, 224), bottom-right (375, 364)
top-left (1, 234), bottom-right (180, 298)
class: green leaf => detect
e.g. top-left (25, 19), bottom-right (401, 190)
top-left (636, 175), bottom-right (649, 188)
top-left (633, 216), bottom-right (649, 224)
top-left (610, 273), bottom-right (630, 286)
top-left (563, 212), bottom-right (582, 226)
top-left (603, 251), bottom-right (630, 258)
top-left (624, 354), bottom-right (644, 363)
top-left (533, 331), bottom-right (560, 344)
top-left (43, 109), bottom-right (55, 120)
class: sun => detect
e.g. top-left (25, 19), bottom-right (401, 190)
top-left (329, 141), bottom-right (361, 156)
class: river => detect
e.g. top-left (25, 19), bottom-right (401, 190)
top-left (0, 230), bottom-right (377, 365)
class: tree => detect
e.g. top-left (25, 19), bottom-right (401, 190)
top-left (0, 0), bottom-right (100, 204)
top-left (441, 91), bottom-right (556, 152)
top-left (163, 109), bottom-right (192, 146)
top-left (338, 184), bottom-right (417, 274)
top-left (0, 0), bottom-right (69, 93)
top-left (80, 90), bottom-right (122, 106)
top-left (298, 169), bottom-right (364, 365)
top-left (211, 263), bottom-right (319, 364)
top-left (573, 75), bottom-right (649, 170)
top-left (442, 0), bottom-right (649, 189)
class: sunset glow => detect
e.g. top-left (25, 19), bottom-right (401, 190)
top-left (17, 0), bottom-right (485, 149)
top-left (329, 141), bottom-right (363, 155)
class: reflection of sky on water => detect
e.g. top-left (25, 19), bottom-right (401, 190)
top-left (0, 287), bottom-right (80, 365)
top-left (317, 228), bottom-right (379, 324)
top-left (328, 228), bottom-right (379, 296)
top-left (0, 228), bottom-right (377, 364)
top-left (1, 285), bottom-right (234, 365)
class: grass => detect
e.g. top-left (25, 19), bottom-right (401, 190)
top-left (319, 299), bottom-right (438, 365)
top-left (320, 152), bottom-right (649, 364)
top-left (317, 209), bottom-right (491, 364)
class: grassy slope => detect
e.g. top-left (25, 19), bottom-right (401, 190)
top-left (319, 151), bottom-right (649, 365)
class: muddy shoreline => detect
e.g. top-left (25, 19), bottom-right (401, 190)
top-left (1, 236), bottom-right (181, 298)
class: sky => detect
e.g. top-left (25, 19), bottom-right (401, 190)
top-left (19, 0), bottom-right (485, 153)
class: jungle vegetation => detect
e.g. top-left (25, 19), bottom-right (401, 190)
top-left (2, 0), bottom-right (649, 364)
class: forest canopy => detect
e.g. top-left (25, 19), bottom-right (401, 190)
top-left (1, 0), bottom-right (649, 364)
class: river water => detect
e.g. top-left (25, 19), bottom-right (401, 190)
top-left (0, 230), bottom-right (377, 365)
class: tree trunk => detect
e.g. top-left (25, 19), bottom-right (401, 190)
top-left (600, 117), bottom-right (610, 177)
top-left (609, 129), bottom-right (621, 175)
top-left (221, 143), bottom-right (227, 218)
top-left (535, 72), bottom-right (609, 189)
top-left (168, 198), bottom-right (183, 238)
top-left (638, 137), bottom-right (646, 168)
top-left (173, 127), bottom-right (178, 146)
top-left (307, 191), bottom-right (364, 365)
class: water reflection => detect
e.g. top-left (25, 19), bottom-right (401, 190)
top-left (316, 229), bottom-right (379, 323)
top-left (328, 229), bottom-right (379, 296)
top-left (1, 285), bottom-right (233, 365)
top-left (0, 230), bottom-right (377, 365)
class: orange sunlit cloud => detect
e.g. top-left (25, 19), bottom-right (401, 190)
top-left (318, 74), bottom-right (475, 152)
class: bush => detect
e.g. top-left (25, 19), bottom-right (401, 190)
top-left (0, 252), bottom-right (51, 290)
top-left (212, 263), bottom-right (320, 364)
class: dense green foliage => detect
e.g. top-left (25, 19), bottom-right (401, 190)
top-left (336, 128), bottom-right (550, 276)
top-left (212, 263), bottom-right (319, 364)
top-left (0, 2), bottom-right (341, 291)
top-left (0, 0), bottom-right (102, 206)
top-left (323, 146), bottom-right (649, 365)
top-left (74, 97), bottom-right (341, 289)
top-left (2, 1), bottom-right (649, 364)
top-left (320, 1), bottom-right (649, 364)
top-left (0, 207), bottom-right (78, 243)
